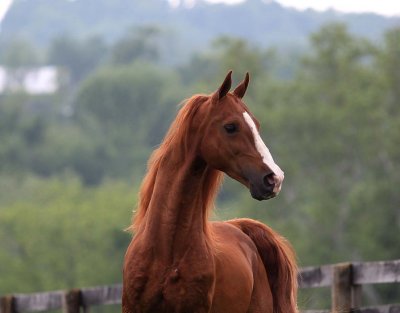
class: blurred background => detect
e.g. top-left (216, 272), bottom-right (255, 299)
top-left (0, 0), bottom-right (399, 309)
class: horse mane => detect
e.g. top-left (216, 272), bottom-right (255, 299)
top-left (129, 94), bottom-right (224, 233)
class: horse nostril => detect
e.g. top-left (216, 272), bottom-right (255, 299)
top-left (263, 173), bottom-right (275, 186)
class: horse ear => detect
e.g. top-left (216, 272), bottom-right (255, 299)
top-left (213, 70), bottom-right (232, 101)
top-left (233, 72), bottom-right (250, 99)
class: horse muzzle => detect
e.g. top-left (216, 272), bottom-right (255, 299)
top-left (248, 171), bottom-right (284, 201)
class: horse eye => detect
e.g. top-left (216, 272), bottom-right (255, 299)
top-left (224, 123), bottom-right (237, 134)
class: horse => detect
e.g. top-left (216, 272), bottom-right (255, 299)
top-left (123, 71), bottom-right (298, 313)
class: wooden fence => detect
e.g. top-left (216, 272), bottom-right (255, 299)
top-left (1, 259), bottom-right (399, 313)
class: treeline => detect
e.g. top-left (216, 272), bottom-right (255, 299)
top-left (2, 0), bottom-right (396, 50)
top-left (0, 23), bottom-right (399, 306)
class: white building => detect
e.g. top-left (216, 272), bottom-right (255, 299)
top-left (0, 66), bottom-right (59, 94)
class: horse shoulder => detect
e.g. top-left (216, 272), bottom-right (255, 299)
top-left (122, 237), bottom-right (155, 310)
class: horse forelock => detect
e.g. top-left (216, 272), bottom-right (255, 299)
top-left (130, 94), bottom-right (223, 234)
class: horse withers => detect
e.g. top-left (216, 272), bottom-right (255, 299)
top-left (123, 71), bottom-right (298, 313)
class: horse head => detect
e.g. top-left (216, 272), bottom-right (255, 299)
top-left (198, 71), bottom-right (284, 201)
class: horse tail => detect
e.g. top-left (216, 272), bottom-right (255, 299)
top-left (227, 218), bottom-right (298, 313)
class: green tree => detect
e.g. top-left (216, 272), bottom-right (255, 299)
top-left (0, 95), bottom-right (47, 174)
top-left (0, 37), bottom-right (42, 91)
top-left (0, 175), bottom-right (134, 294)
top-left (179, 36), bottom-right (274, 97)
top-left (48, 34), bottom-right (108, 83)
top-left (0, 37), bottom-right (41, 68)
top-left (74, 62), bottom-right (182, 180)
top-left (110, 26), bottom-right (163, 65)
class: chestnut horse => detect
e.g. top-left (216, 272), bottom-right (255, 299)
top-left (123, 71), bottom-right (298, 313)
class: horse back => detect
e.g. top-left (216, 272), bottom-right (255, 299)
top-left (209, 221), bottom-right (271, 313)
top-left (226, 218), bottom-right (298, 313)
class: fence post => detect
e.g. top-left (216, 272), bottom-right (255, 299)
top-left (0, 296), bottom-right (16, 313)
top-left (63, 289), bottom-right (81, 313)
top-left (331, 262), bottom-right (362, 312)
top-left (332, 263), bottom-right (352, 313)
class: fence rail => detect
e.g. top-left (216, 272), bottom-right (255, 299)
top-left (1, 259), bottom-right (399, 313)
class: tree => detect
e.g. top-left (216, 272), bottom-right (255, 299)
top-left (0, 37), bottom-right (42, 91)
top-left (0, 37), bottom-right (41, 68)
top-left (74, 62), bottom-right (182, 180)
top-left (179, 36), bottom-right (275, 97)
top-left (48, 34), bottom-right (108, 83)
top-left (110, 26), bottom-right (163, 65)
top-left (0, 96), bottom-right (46, 174)
top-left (0, 175), bottom-right (134, 294)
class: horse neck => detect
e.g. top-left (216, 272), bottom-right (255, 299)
top-left (141, 147), bottom-right (219, 262)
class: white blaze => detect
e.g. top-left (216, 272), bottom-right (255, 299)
top-left (243, 111), bottom-right (284, 194)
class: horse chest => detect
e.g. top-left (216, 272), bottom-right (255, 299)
top-left (123, 242), bottom-right (215, 313)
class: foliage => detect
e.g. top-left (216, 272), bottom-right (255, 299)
top-left (0, 37), bottom-right (42, 68)
top-left (110, 26), bottom-right (163, 65)
top-left (0, 95), bottom-right (46, 174)
top-left (48, 34), bottom-right (108, 83)
top-left (0, 175), bottom-right (134, 294)
top-left (74, 61), bottom-right (182, 182)
top-left (1, 0), bottom-right (397, 56)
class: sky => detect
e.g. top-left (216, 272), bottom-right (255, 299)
top-left (278, 0), bottom-right (400, 16)
top-left (175, 0), bottom-right (400, 16)
top-left (1, 0), bottom-right (400, 22)
top-left (206, 0), bottom-right (400, 16)
top-left (0, 0), bottom-right (13, 22)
